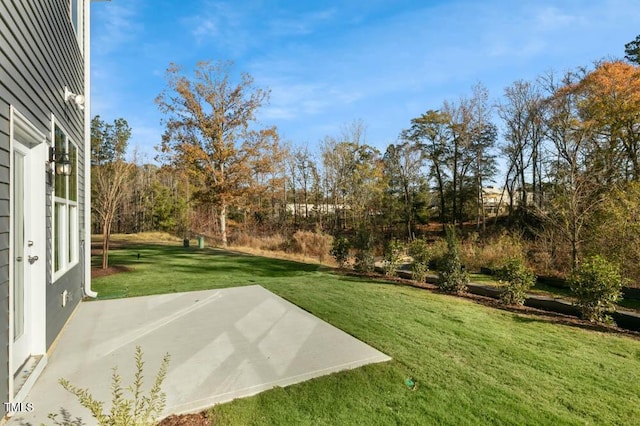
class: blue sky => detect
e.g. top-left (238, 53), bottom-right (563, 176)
top-left (90, 0), bottom-right (640, 162)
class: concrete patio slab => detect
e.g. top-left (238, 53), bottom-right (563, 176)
top-left (9, 285), bottom-right (390, 425)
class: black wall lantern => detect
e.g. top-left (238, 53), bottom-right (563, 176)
top-left (49, 147), bottom-right (72, 176)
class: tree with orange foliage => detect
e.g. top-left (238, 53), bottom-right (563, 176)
top-left (573, 61), bottom-right (640, 182)
top-left (156, 61), bottom-right (274, 247)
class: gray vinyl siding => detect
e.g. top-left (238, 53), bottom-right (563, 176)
top-left (0, 102), bottom-right (10, 414)
top-left (46, 264), bottom-right (82, 349)
top-left (0, 0), bottom-right (86, 411)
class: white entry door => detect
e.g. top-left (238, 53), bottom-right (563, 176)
top-left (11, 117), bottom-right (47, 378)
top-left (12, 142), bottom-right (32, 372)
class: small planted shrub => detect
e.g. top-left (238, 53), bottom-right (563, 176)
top-left (50, 346), bottom-right (170, 426)
top-left (408, 238), bottom-right (431, 283)
top-left (437, 226), bottom-right (469, 294)
top-left (383, 239), bottom-right (405, 277)
top-left (569, 255), bottom-right (624, 323)
top-left (353, 228), bottom-right (375, 273)
top-left (330, 236), bottom-right (351, 268)
top-left (496, 257), bottom-right (536, 305)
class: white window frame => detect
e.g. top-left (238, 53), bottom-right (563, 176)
top-left (52, 119), bottom-right (79, 282)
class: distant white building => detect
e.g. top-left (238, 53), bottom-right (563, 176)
top-left (284, 203), bottom-right (350, 218)
top-left (482, 186), bottom-right (526, 215)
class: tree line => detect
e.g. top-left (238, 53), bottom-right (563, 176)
top-left (92, 42), bottom-right (640, 282)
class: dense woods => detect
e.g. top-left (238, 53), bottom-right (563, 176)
top-left (92, 57), bottom-right (640, 285)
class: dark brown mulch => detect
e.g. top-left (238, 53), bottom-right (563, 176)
top-left (337, 269), bottom-right (640, 340)
top-left (156, 412), bottom-right (211, 426)
top-left (91, 264), bottom-right (133, 279)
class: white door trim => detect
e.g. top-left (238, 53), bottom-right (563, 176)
top-left (8, 106), bottom-right (48, 400)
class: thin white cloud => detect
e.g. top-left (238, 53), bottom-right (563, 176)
top-left (268, 8), bottom-right (337, 36)
top-left (192, 19), bottom-right (219, 38)
top-left (534, 6), bottom-right (585, 31)
top-left (260, 81), bottom-right (331, 120)
top-left (92, 1), bottom-right (142, 55)
top-left (184, 1), bottom-right (250, 51)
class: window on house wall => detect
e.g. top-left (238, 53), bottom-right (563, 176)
top-left (54, 125), bottom-right (79, 277)
top-left (70, 0), bottom-right (83, 49)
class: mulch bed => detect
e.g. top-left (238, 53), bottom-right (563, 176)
top-left (156, 412), bottom-right (211, 426)
top-left (91, 264), bottom-right (133, 279)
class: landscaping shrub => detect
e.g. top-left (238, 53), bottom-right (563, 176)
top-left (292, 230), bottom-right (333, 262)
top-left (437, 226), bottom-right (469, 294)
top-left (569, 255), bottom-right (625, 323)
top-left (353, 228), bottom-right (375, 273)
top-left (383, 239), bottom-right (405, 277)
top-left (331, 236), bottom-right (351, 268)
top-left (51, 346), bottom-right (170, 426)
top-left (408, 238), bottom-right (431, 283)
top-left (496, 257), bottom-right (536, 305)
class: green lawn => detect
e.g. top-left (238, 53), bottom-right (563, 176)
top-left (93, 244), bottom-right (640, 425)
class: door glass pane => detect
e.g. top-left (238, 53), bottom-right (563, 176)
top-left (13, 151), bottom-right (24, 340)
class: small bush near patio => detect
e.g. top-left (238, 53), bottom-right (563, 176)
top-left (570, 255), bottom-right (624, 323)
top-left (382, 239), bottom-right (404, 277)
top-left (52, 346), bottom-right (170, 426)
top-left (331, 236), bottom-right (351, 268)
top-left (408, 238), bottom-right (431, 282)
top-left (437, 226), bottom-right (469, 294)
top-left (496, 257), bottom-right (536, 305)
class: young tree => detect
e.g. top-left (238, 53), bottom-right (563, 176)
top-left (156, 61), bottom-right (271, 247)
top-left (91, 116), bottom-right (133, 269)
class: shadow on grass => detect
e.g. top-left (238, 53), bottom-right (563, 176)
top-left (93, 244), bottom-right (321, 278)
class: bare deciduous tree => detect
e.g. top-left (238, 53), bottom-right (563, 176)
top-left (91, 116), bottom-right (133, 269)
